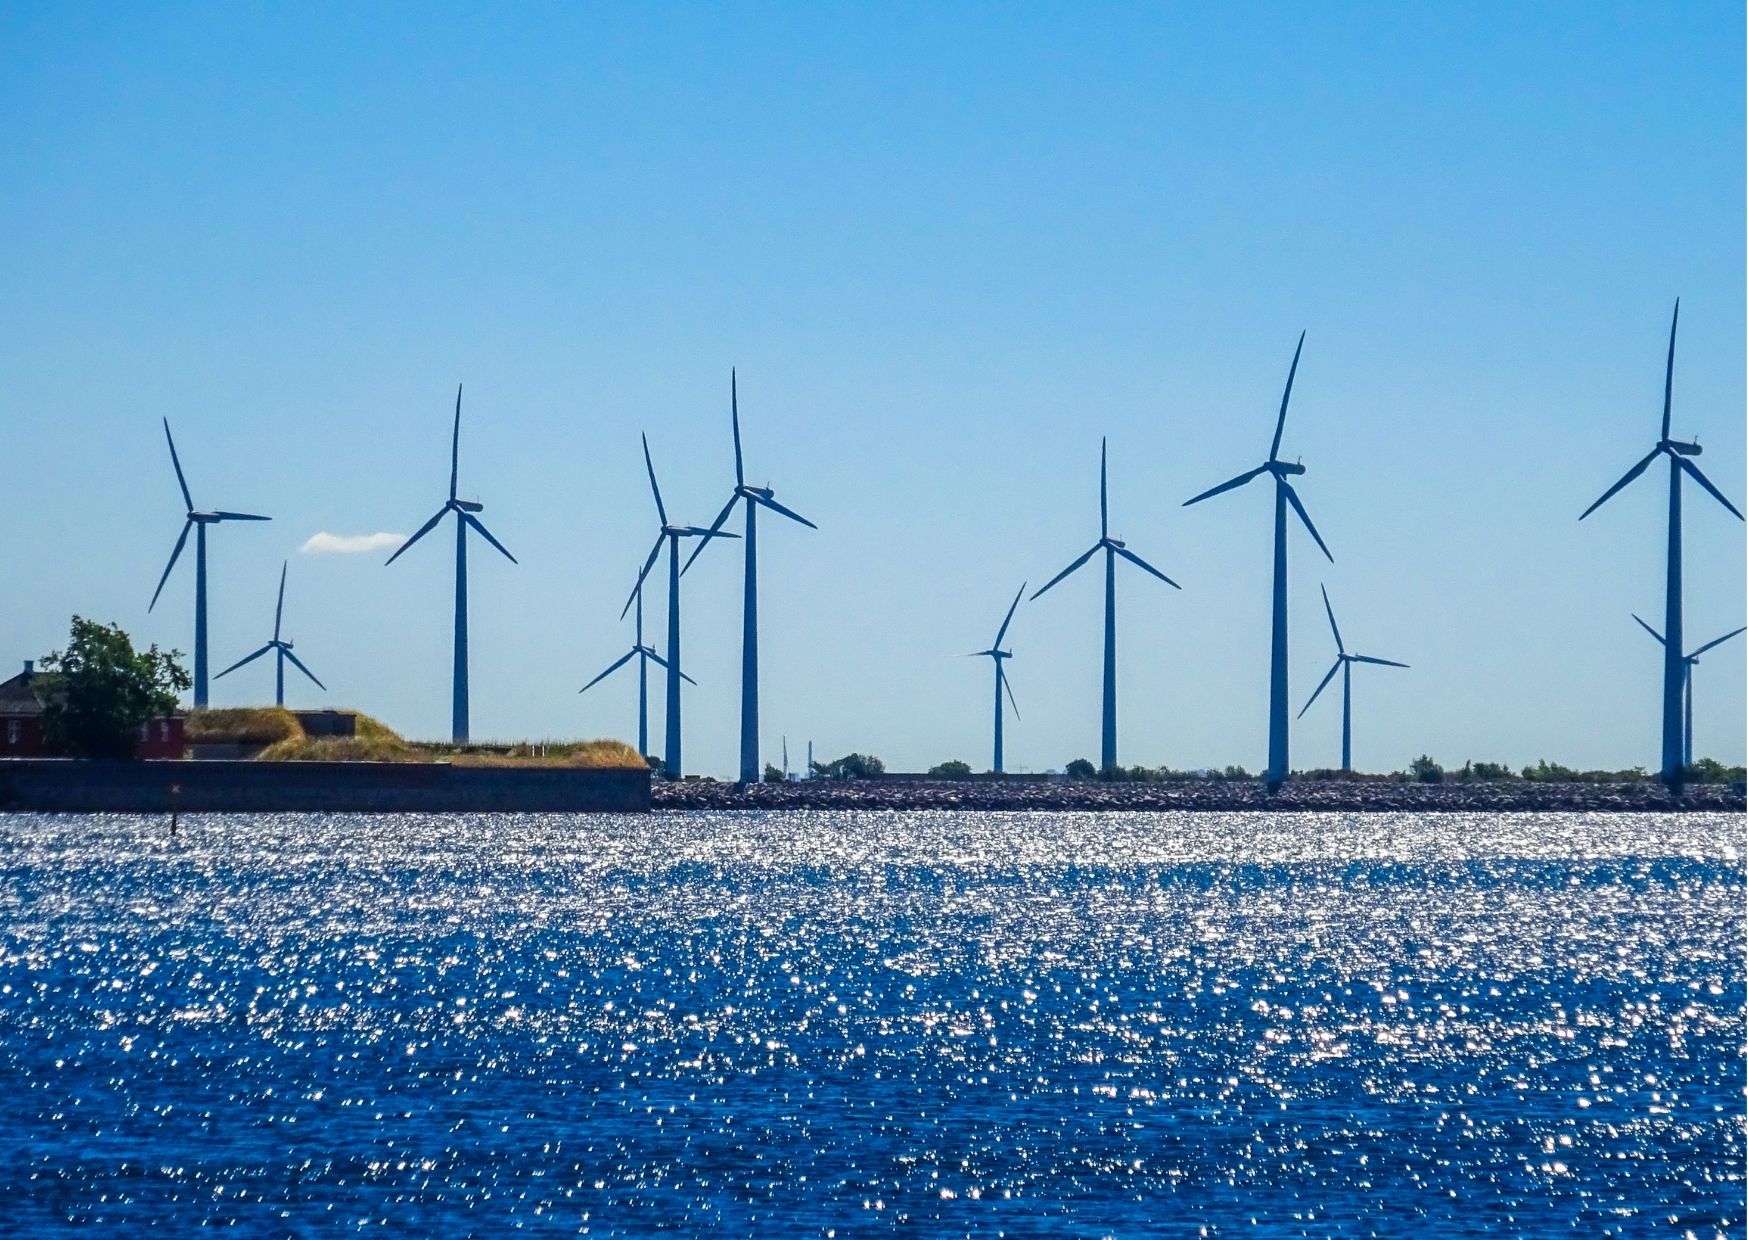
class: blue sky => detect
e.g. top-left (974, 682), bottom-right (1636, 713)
top-left (2, 2), bottom-right (1742, 774)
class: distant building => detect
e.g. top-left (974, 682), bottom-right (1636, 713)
top-left (0, 660), bottom-right (184, 759)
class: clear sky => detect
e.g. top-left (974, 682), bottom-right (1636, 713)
top-left (2, 2), bottom-right (1742, 776)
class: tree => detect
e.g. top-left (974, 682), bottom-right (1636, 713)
top-left (1065, 758), bottom-right (1096, 780)
top-left (928, 759), bottom-right (972, 778)
top-left (811, 752), bottom-right (885, 780)
top-left (1407, 754), bottom-right (1444, 783)
top-left (36, 617), bottom-right (189, 759)
top-left (763, 762), bottom-right (785, 783)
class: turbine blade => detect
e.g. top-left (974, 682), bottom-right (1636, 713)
top-left (451, 383), bottom-right (462, 500)
top-left (644, 646), bottom-right (697, 685)
top-left (1030, 544), bottom-right (1100, 600)
top-left (681, 495), bottom-right (738, 575)
top-left (148, 519), bottom-right (193, 611)
top-left (1579, 448), bottom-right (1659, 520)
top-left (1632, 613), bottom-right (1665, 645)
top-left (1689, 626), bottom-right (1746, 658)
top-left (1283, 481), bottom-right (1333, 562)
top-left (1183, 464), bottom-right (1267, 506)
top-left (579, 648), bottom-right (638, 694)
top-left (463, 512), bottom-right (518, 563)
top-left (1297, 658), bottom-right (1342, 718)
top-left (731, 368), bottom-right (744, 488)
top-left (1321, 583), bottom-right (1344, 653)
top-left (211, 511), bottom-right (271, 522)
top-left (1000, 664), bottom-right (1020, 721)
top-left (1661, 299), bottom-right (1678, 442)
top-left (213, 643), bottom-right (273, 679)
top-left (1270, 331), bottom-right (1305, 462)
top-left (1114, 545), bottom-right (1181, 589)
top-left (282, 647), bottom-right (326, 691)
top-left (273, 561), bottom-right (287, 641)
top-left (385, 507), bottom-right (448, 565)
top-left (755, 493), bottom-right (816, 529)
top-left (993, 581), bottom-right (1025, 647)
top-left (641, 433), bottom-right (668, 526)
top-left (1351, 655), bottom-right (1408, 668)
top-left (1677, 456), bottom-right (1745, 521)
top-left (163, 419), bottom-right (193, 510)
top-left (1100, 437), bottom-right (1108, 539)
top-left (620, 535), bottom-right (665, 620)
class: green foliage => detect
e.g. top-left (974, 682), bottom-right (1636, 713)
top-left (1520, 759), bottom-right (1578, 782)
top-left (1451, 760), bottom-right (1517, 782)
top-left (1683, 758), bottom-right (1745, 784)
top-left (1221, 765), bottom-right (1252, 781)
top-left (1408, 754), bottom-right (1444, 783)
top-left (811, 752), bottom-right (885, 780)
top-left (35, 617), bottom-right (188, 759)
top-left (1064, 758), bottom-right (1097, 780)
top-left (928, 759), bottom-right (973, 778)
top-left (763, 763), bottom-right (785, 783)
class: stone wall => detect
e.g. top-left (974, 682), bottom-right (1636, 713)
top-left (0, 759), bottom-right (649, 814)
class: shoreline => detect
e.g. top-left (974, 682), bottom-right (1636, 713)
top-left (653, 778), bottom-right (1745, 813)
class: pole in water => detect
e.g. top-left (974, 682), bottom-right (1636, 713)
top-left (169, 784), bottom-right (181, 836)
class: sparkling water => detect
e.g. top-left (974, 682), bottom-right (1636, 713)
top-left (1, 810), bottom-right (1740, 1235)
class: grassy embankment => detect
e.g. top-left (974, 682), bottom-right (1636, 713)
top-left (185, 708), bottom-right (644, 768)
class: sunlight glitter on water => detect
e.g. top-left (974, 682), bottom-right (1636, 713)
top-left (0, 810), bottom-right (1741, 1236)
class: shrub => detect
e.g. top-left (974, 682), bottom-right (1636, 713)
top-left (1408, 754), bottom-right (1444, 783)
top-left (1221, 765), bottom-right (1251, 781)
top-left (928, 759), bottom-right (973, 778)
top-left (811, 752), bottom-right (885, 780)
top-left (763, 763), bottom-right (785, 783)
top-left (1684, 758), bottom-right (1745, 784)
top-left (1520, 759), bottom-right (1578, 782)
top-left (1065, 758), bottom-right (1096, 780)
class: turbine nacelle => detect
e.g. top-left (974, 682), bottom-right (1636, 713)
top-left (1662, 439), bottom-right (1701, 457)
top-left (1270, 460), bottom-right (1306, 476)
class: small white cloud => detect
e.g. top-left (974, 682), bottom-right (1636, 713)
top-left (301, 532), bottom-right (405, 555)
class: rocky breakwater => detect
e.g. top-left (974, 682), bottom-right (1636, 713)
top-left (653, 778), bottom-right (1745, 813)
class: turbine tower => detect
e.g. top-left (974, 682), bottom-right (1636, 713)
top-left (1631, 615), bottom-right (1744, 769)
top-left (214, 561), bottom-right (326, 707)
top-left (1298, 585), bottom-right (1407, 772)
top-left (967, 583), bottom-right (1025, 774)
top-left (149, 420), bottom-right (271, 708)
top-left (1184, 332), bottom-right (1333, 790)
top-left (623, 433), bottom-right (737, 778)
top-left (579, 573), bottom-right (692, 759)
top-left (385, 385), bottom-right (517, 743)
top-left (1580, 302), bottom-right (1743, 786)
top-left (685, 371), bottom-right (816, 783)
top-left (1032, 438), bottom-right (1180, 770)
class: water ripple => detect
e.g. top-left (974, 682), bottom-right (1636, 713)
top-left (0, 810), bottom-right (1740, 1235)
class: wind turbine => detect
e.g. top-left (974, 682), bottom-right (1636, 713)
top-left (1631, 615), bottom-right (1744, 769)
top-left (1032, 438), bottom-right (1180, 770)
top-left (683, 370), bottom-right (816, 782)
top-left (149, 420), bottom-right (271, 708)
top-left (1297, 585), bottom-right (1407, 772)
top-left (1184, 332), bottom-right (1333, 790)
top-left (1580, 302), bottom-right (1744, 786)
top-left (385, 385), bottom-right (517, 743)
top-left (967, 583), bottom-right (1025, 774)
top-left (579, 572), bottom-right (692, 759)
top-left (623, 433), bottom-right (737, 778)
top-left (214, 562), bottom-right (326, 707)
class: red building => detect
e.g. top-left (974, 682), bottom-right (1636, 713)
top-left (0, 661), bottom-right (184, 759)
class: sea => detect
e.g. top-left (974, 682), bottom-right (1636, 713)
top-left (0, 810), bottom-right (1740, 1237)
